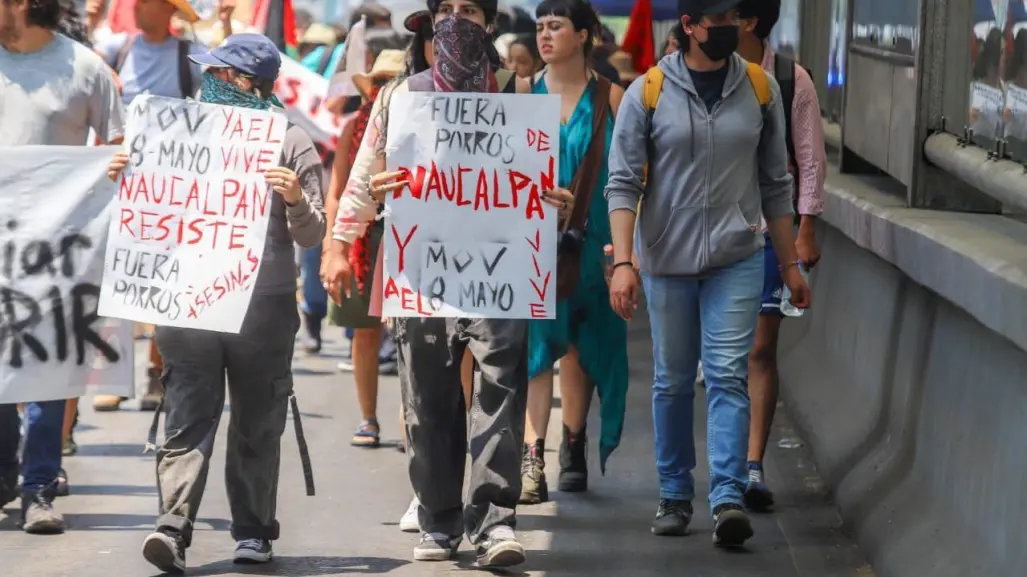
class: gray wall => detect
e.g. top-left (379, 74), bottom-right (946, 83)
top-left (777, 168), bottom-right (1027, 577)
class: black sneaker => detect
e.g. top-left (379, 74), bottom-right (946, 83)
top-left (234, 538), bottom-right (274, 564)
top-left (743, 461), bottom-right (775, 512)
top-left (651, 498), bottom-right (692, 536)
top-left (475, 525), bottom-right (525, 568)
top-left (55, 468), bottom-right (69, 498)
top-left (518, 441), bottom-right (548, 504)
top-left (142, 530), bottom-right (186, 573)
top-left (0, 470), bottom-right (18, 508)
top-left (413, 532), bottom-right (462, 561)
top-left (712, 503), bottom-right (754, 548)
top-left (557, 425), bottom-right (588, 492)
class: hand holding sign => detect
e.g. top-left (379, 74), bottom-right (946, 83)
top-left (541, 187), bottom-right (574, 220)
top-left (263, 166), bottom-right (302, 204)
top-left (369, 170), bottom-right (408, 203)
top-left (108, 152), bottom-right (130, 182)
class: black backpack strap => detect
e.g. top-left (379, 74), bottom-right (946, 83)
top-left (114, 34), bottom-right (136, 73)
top-left (774, 54), bottom-right (796, 166)
top-left (178, 39), bottom-right (194, 99)
top-left (316, 46), bottom-right (336, 76)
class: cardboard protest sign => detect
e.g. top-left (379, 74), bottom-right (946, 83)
top-left (383, 92), bottom-right (561, 319)
top-left (0, 147), bottom-right (134, 403)
top-left (98, 95), bottom-right (287, 333)
top-left (275, 54), bottom-right (342, 160)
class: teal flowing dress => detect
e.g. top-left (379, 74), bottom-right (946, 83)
top-left (528, 76), bottom-right (628, 473)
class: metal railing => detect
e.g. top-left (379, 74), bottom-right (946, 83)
top-left (924, 132), bottom-right (1027, 214)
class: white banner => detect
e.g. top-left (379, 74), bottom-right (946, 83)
top-left (98, 95), bottom-right (286, 333)
top-left (0, 147), bottom-right (134, 403)
top-left (383, 92), bottom-right (561, 319)
top-left (275, 54), bottom-right (343, 154)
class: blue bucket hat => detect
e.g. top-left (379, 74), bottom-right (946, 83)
top-left (189, 33), bottom-right (282, 81)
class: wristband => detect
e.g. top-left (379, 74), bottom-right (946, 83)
top-left (612, 261), bottom-right (634, 270)
top-left (778, 260), bottom-right (800, 273)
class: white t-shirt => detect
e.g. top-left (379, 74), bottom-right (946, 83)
top-left (0, 33), bottom-right (124, 145)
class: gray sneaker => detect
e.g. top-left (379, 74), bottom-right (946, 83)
top-left (413, 532), bottom-right (462, 561)
top-left (142, 530), bottom-right (186, 573)
top-left (476, 525), bottom-right (525, 568)
top-left (21, 493), bottom-right (65, 534)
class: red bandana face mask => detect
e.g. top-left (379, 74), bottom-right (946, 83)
top-left (431, 15), bottom-right (498, 93)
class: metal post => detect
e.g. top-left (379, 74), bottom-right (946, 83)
top-left (908, 0), bottom-right (1002, 211)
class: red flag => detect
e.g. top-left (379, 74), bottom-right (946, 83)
top-left (260, 0), bottom-right (297, 51)
top-left (105, 0), bottom-right (140, 35)
top-left (621, 0), bottom-right (655, 73)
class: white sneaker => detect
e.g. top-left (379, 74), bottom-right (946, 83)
top-left (400, 496), bottom-right (420, 532)
top-left (234, 538), bottom-right (273, 564)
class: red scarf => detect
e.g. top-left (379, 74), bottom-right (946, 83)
top-left (348, 86), bottom-right (381, 295)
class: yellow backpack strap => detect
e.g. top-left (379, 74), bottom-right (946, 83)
top-left (641, 67), bottom-right (664, 191)
top-left (745, 62), bottom-right (772, 106)
top-left (642, 66), bottom-right (664, 112)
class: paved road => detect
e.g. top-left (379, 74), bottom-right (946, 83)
top-left (2, 315), bottom-right (874, 577)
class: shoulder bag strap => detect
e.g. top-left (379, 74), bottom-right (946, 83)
top-left (114, 34), bottom-right (136, 73)
top-left (562, 75), bottom-right (611, 234)
top-left (175, 38), bottom-right (192, 98)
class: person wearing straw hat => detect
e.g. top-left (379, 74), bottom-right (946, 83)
top-left (95, 0), bottom-right (235, 107)
top-left (321, 46), bottom-right (406, 449)
top-left (352, 48), bottom-right (405, 97)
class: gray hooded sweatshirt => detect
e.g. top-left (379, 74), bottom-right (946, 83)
top-left (604, 53), bottom-right (794, 277)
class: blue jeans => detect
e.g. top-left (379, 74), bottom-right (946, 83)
top-left (642, 250), bottom-right (763, 509)
top-left (0, 401), bottom-right (65, 496)
top-left (299, 246), bottom-right (328, 319)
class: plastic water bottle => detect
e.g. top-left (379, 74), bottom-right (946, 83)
top-left (603, 244), bottom-right (615, 285)
top-left (779, 263), bottom-right (809, 317)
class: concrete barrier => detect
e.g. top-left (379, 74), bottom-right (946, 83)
top-left (777, 167), bottom-right (1027, 577)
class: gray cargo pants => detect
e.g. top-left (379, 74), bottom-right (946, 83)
top-left (153, 294), bottom-right (300, 547)
top-left (395, 317), bottom-right (528, 545)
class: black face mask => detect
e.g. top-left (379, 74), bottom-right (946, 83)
top-left (697, 24), bottom-right (739, 62)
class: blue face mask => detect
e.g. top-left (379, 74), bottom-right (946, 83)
top-left (199, 72), bottom-right (284, 110)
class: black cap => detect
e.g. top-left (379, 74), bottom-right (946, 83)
top-left (677, 0), bottom-right (742, 18)
top-left (404, 10), bottom-right (431, 33)
top-left (426, 0), bottom-right (498, 22)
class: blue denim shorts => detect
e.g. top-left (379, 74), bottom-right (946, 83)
top-left (760, 234), bottom-right (785, 317)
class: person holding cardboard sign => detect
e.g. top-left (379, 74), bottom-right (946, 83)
top-left (328, 0), bottom-right (573, 568)
top-left (107, 34), bottom-right (325, 573)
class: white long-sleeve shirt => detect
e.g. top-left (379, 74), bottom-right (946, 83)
top-left (332, 80), bottom-right (409, 243)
